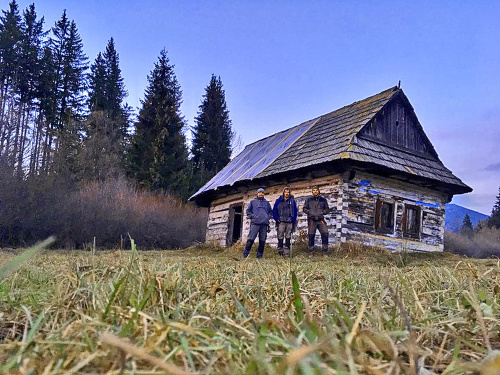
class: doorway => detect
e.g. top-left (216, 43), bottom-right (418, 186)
top-left (227, 204), bottom-right (243, 245)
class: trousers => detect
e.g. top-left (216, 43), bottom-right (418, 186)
top-left (243, 224), bottom-right (268, 258)
top-left (308, 220), bottom-right (329, 253)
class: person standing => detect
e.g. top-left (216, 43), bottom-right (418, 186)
top-left (303, 185), bottom-right (330, 256)
top-left (244, 188), bottom-right (273, 259)
top-left (272, 187), bottom-right (298, 257)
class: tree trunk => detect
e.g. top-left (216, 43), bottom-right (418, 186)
top-left (29, 108), bottom-right (43, 176)
top-left (11, 100), bottom-right (23, 169)
top-left (17, 103), bottom-right (30, 177)
top-left (3, 103), bottom-right (15, 161)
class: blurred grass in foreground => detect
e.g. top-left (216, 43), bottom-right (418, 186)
top-left (0, 243), bottom-right (499, 374)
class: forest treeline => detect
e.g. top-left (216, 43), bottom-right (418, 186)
top-left (445, 187), bottom-right (500, 258)
top-left (0, 1), bottom-right (233, 248)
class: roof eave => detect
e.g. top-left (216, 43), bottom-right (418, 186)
top-left (190, 158), bottom-right (472, 207)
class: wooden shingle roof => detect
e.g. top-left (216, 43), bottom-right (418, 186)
top-left (190, 86), bottom-right (471, 202)
top-left (258, 87), bottom-right (398, 177)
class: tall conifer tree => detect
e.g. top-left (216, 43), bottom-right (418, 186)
top-left (0, 1), bottom-right (21, 96)
top-left (0, 0), bottom-right (22, 159)
top-left (16, 4), bottom-right (44, 105)
top-left (488, 186), bottom-right (500, 229)
top-left (191, 74), bottom-right (233, 191)
top-left (49, 11), bottom-right (87, 126)
top-left (84, 38), bottom-right (129, 180)
top-left (460, 213), bottom-right (473, 237)
top-left (35, 45), bottom-right (57, 173)
top-left (103, 38), bottom-right (126, 119)
top-left (493, 186), bottom-right (500, 214)
top-left (128, 49), bottom-right (189, 195)
top-left (88, 52), bottom-right (106, 112)
top-left (88, 38), bottom-right (127, 116)
top-left (13, 4), bottom-right (45, 175)
top-left (48, 11), bottom-right (87, 177)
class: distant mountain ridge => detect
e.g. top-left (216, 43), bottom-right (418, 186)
top-left (445, 203), bottom-right (489, 232)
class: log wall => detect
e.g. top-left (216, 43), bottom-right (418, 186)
top-left (206, 170), bottom-right (447, 252)
top-left (343, 171), bottom-right (446, 251)
top-left (206, 175), bottom-right (342, 247)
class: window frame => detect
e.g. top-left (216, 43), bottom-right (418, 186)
top-left (375, 198), bottom-right (395, 235)
top-left (403, 204), bottom-right (421, 239)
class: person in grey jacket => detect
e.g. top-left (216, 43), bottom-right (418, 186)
top-left (303, 185), bottom-right (330, 255)
top-left (243, 188), bottom-right (273, 258)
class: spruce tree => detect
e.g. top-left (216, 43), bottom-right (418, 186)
top-left (103, 37), bottom-right (126, 119)
top-left (35, 45), bottom-right (57, 173)
top-left (128, 49), bottom-right (189, 195)
top-left (49, 11), bottom-right (88, 129)
top-left (493, 186), bottom-right (500, 213)
top-left (49, 11), bottom-right (88, 178)
top-left (88, 52), bottom-right (107, 112)
top-left (88, 38), bottom-right (127, 116)
top-left (16, 4), bottom-right (44, 104)
top-left (488, 186), bottom-right (500, 229)
top-left (84, 38), bottom-right (129, 180)
top-left (0, 1), bottom-right (21, 94)
top-left (81, 111), bottom-right (123, 180)
top-left (13, 4), bottom-right (45, 175)
top-left (191, 74), bottom-right (233, 191)
top-left (0, 0), bottom-right (22, 159)
top-left (462, 214), bottom-right (473, 230)
top-left (460, 213), bottom-right (473, 237)
top-left (84, 50), bottom-right (116, 180)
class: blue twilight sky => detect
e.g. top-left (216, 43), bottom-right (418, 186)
top-left (13, 0), bottom-right (500, 215)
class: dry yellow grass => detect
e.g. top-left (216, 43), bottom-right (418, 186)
top-left (0, 242), bottom-right (499, 374)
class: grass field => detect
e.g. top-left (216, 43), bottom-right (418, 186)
top-left (0, 241), bottom-right (499, 374)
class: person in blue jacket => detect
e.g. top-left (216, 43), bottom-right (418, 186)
top-left (272, 187), bottom-right (298, 257)
top-left (243, 188), bottom-right (273, 259)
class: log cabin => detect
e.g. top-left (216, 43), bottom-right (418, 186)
top-left (189, 86), bottom-right (472, 252)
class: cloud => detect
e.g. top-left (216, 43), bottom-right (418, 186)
top-left (484, 163), bottom-right (500, 171)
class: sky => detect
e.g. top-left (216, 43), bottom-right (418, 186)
top-left (12, 0), bottom-right (500, 215)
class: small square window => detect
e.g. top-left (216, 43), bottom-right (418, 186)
top-left (403, 205), bottom-right (421, 239)
top-left (375, 199), bottom-right (394, 234)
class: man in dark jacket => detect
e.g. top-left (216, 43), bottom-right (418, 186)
top-left (303, 185), bottom-right (330, 255)
top-left (244, 188), bottom-right (273, 259)
top-left (273, 187), bottom-right (297, 257)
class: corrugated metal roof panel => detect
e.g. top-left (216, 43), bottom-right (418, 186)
top-left (190, 117), bottom-right (319, 198)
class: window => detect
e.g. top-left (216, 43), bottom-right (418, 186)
top-left (375, 199), bottom-right (394, 234)
top-left (403, 205), bottom-right (421, 239)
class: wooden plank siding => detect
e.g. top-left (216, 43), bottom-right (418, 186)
top-left (361, 99), bottom-right (432, 157)
top-left (206, 170), bottom-right (447, 252)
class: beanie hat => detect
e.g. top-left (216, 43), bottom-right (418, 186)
top-left (257, 188), bottom-right (265, 193)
